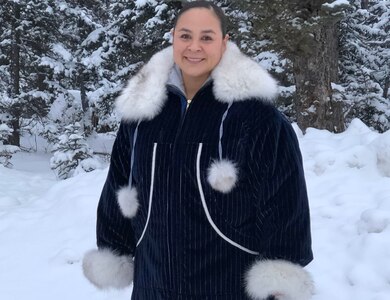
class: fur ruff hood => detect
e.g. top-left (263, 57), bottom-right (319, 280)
top-left (116, 42), bottom-right (278, 122)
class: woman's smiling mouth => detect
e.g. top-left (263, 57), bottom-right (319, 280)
top-left (185, 57), bottom-right (204, 63)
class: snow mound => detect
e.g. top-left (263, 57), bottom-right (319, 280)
top-left (370, 130), bottom-right (390, 177)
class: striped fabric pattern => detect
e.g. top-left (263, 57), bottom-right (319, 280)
top-left (96, 82), bottom-right (313, 299)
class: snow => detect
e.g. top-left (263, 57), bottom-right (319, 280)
top-left (322, 0), bottom-right (350, 9)
top-left (52, 43), bottom-right (72, 61)
top-left (83, 28), bottom-right (105, 46)
top-left (48, 94), bottom-right (67, 121)
top-left (278, 85), bottom-right (296, 98)
top-left (81, 47), bottom-right (105, 68)
top-left (145, 4), bottom-right (168, 29)
top-left (134, 0), bottom-right (158, 8)
top-left (40, 56), bottom-right (65, 74)
top-left (1, 119), bottom-right (390, 299)
top-left (0, 123), bottom-right (11, 131)
top-left (0, 145), bottom-right (19, 153)
top-left (255, 51), bottom-right (286, 73)
top-left (331, 82), bottom-right (345, 92)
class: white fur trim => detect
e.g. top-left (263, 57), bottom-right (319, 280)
top-left (115, 42), bottom-right (278, 121)
top-left (207, 159), bottom-right (238, 193)
top-left (117, 185), bottom-right (139, 218)
top-left (82, 249), bottom-right (133, 289)
top-left (115, 47), bottom-right (174, 121)
top-left (212, 43), bottom-right (278, 103)
top-left (245, 260), bottom-right (314, 300)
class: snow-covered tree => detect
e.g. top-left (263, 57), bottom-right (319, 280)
top-left (50, 122), bottom-right (99, 179)
top-left (80, 0), bottom-right (180, 132)
top-left (217, 1), bottom-right (296, 119)
top-left (1, 0), bottom-right (389, 150)
top-left (0, 0), bottom-right (61, 146)
top-left (0, 123), bottom-right (19, 168)
top-left (0, 123), bottom-right (12, 142)
top-left (38, 0), bottom-right (109, 134)
top-left (232, 0), bottom-right (350, 132)
top-left (340, 0), bottom-right (390, 131)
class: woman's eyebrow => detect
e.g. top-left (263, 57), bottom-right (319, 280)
top-left (201, 29), bottom-right (216, 35)
top-left (177, 28), bottom-right (216, 34)
top-left (178, 28), bottom-right (191, 32)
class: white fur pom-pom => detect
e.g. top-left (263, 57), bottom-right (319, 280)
top-left (207, 159), bottom-right (238, 193)
top-left (245, 260), bottom-right (314, 300)
top-left (117, 185), bottom-right (139, 218)
top-left (82, 249), bottom-right (134, 289)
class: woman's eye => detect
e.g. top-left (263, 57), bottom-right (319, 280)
top-left (201, 36), bottom-right (213, 41)
top-left (180, 34), bottom-right (191, 40)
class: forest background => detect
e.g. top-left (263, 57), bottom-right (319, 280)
top-left (0, 0), bottom-right (389, 178)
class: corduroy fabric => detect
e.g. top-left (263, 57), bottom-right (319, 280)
top-left (96, 83), bottom-right (313, 299)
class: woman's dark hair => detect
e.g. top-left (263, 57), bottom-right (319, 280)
top-left (173, 1), bottom-right (228, 37)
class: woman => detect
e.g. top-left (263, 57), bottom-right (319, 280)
top-left (82, 1), bottom-right (314, 299)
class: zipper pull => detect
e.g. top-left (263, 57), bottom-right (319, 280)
top-left (186, 99), bottom-right (192, 109)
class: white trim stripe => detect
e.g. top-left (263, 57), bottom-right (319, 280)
top-left (137, 143), bottom-right (158, 247)
top-left (196, 143), bottom-right (259, 256)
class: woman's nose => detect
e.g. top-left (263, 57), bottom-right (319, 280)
top-left (188, 39), bottom-right (201, 51)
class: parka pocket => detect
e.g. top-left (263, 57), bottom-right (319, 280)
top-left (135, 142), bottom-right (158, 247)
top-left (196, 142), bottom-right (259, 256)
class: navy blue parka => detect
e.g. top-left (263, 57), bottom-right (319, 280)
top-left (83, 42), bottom-right (313, 300)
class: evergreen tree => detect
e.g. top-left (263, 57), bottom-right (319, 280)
top-left (217, 1), bottom-right (295, 119)
top-left (340, 0), bottom-right (390, 131)
top-left (233, 0), bottom-right (350, 132)
top-left (0, 123), bottom-right (19, 168)
top-left (50, 122), bottom-right (99, 179)
top-left (0, 0), bottom-right (60, 146)
top-left (83, 0), bottom-right (181, 132)
top-left (1, 0), bottom-right (389, 158)
top-left (39, 0), bottom-right (108, 134)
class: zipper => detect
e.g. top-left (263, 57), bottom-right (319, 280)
top-left (186, 98), bottom-right (192, 109)
top-left (173, 94), bottom-right (193, 145)
top-left (171, 82), bottom-right (210, 142)
top-left (167, 83), bottom-right (209, 294)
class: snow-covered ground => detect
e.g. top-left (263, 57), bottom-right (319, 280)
top-left (0, 118), bottom-right (389, 300)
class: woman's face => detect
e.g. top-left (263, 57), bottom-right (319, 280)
top-left (173, 8), bottom-right (228, 85)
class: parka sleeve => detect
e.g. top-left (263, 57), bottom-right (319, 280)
top-left (82, 121), bottom-right (137, 290)
top-left (244, 109), bottom-right (314, 300)
top-left (252, 114), bottom-right (312, 264)
top-left (96, 121), bottom-right (137, 255)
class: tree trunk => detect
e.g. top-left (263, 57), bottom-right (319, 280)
top-left (79, 72), bottom-right (89, 113)
top-left (361, 0), bottom-right (369, 9)
top-left (9, 2), bottom-right (21, 146)
top-left (11, 2), bottom-right (20, 97)
top-left (292, 22), bottom-right (345, 133)
top-left (37, 71), bottom-right (46, 91)
top-left (383, 75), bottom-right (389, 99)
top-left (8, 118), bottom-right (20, 146)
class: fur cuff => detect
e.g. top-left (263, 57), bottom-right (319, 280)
top-left (117, 185), bottom-right (139, 218)
top-left (207, 159), bottom-right (238, 193)
top-left (245, 260), bottom-right (314, 300)
top-left (82, 249), bottom-right (134, 289)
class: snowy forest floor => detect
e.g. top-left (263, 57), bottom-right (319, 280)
top-left (0, 118), bottom-right (390, 300)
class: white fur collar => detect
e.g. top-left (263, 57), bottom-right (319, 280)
top-left (116, 42), bottom-right (278, 121)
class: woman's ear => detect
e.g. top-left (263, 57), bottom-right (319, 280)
top-left (222, 34), bottom-right (229, 52)
top-left (170, 28), bottom-right (174, 43)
